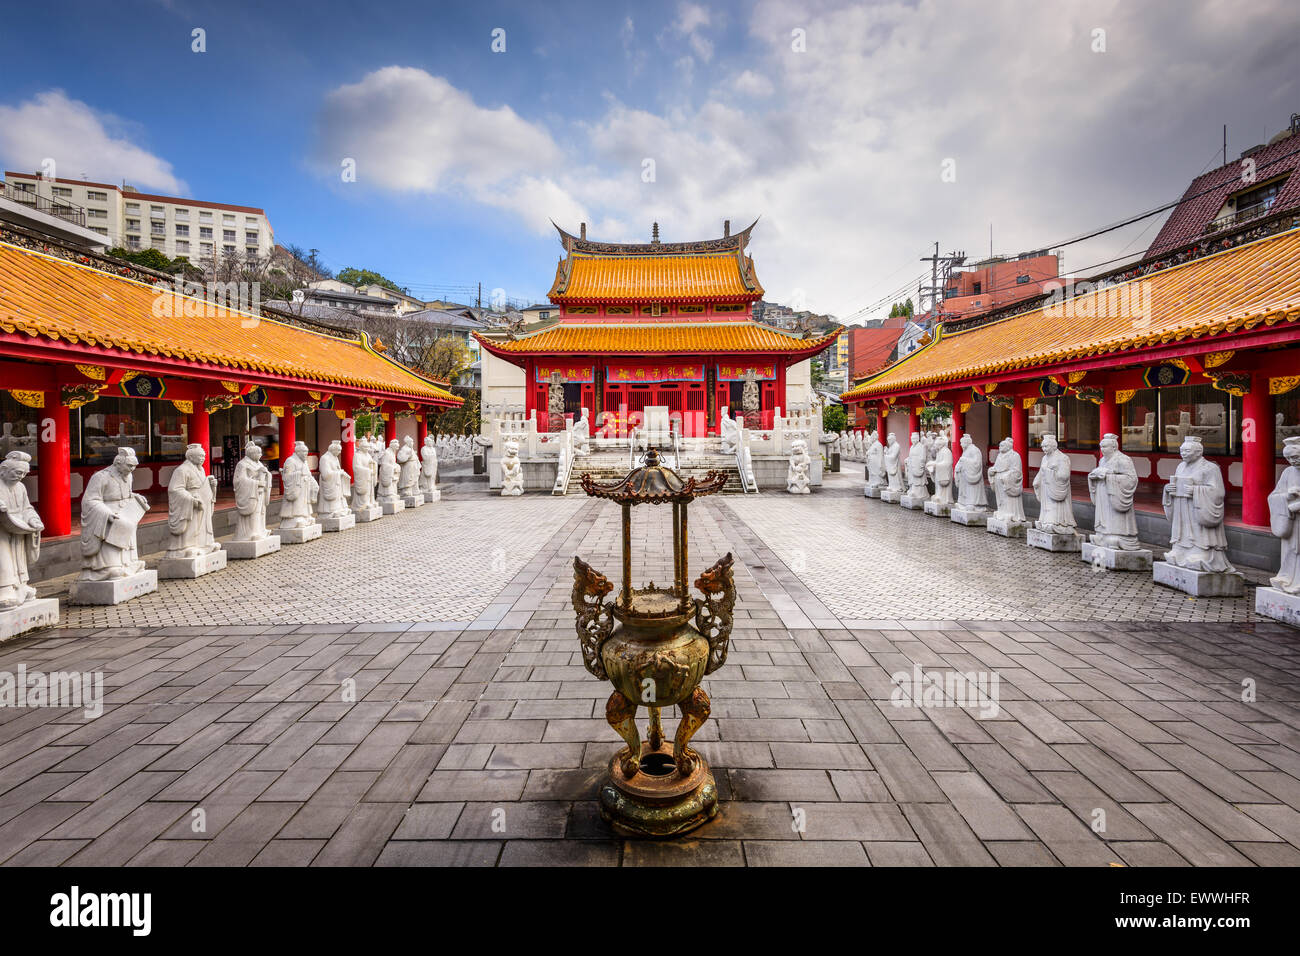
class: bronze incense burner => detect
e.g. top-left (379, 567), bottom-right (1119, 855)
top-left (573, 448), bottom-right (736, 837)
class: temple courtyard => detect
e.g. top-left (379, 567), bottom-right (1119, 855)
top-left (1, 468), bottom-right (1298, 867)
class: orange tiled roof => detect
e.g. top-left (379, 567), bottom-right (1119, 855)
top-left (479, 321), bottom-right (839, 356)
top-left (841, 227), bottom-right (1300, 401)
top-left (0, 242), bottom-right (460, 404)
top-left (549, 253), bottom-right (762, 301)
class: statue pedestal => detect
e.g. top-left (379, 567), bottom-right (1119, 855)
top-left (226, 536), bottom-right (281, 560)
top-left (424, 489), bottom-right (441, 503)
top-left (402, 495), bottom-right (424, 509)
top-left (381, 499), bottom-right (405, 515)
top-left (864, 484), bottom-right (882, 499)
top-left (320, 513), bottom-right (355, 533)
top-left (1081, 542), bottom-right (1153, 571)
top-left (1026, 528), bottom-right (1084, 552)
top-left (157, 549), bottom-right (227, 579)
top-left (1152, 561), bottom-right (1245, 597)
top-left (880, 488), bottom-right (902, 503)
top-left (353, 505), bottom-right (382, 523)
top-left (949, 505), bottom-right (988, 526)
top-left (279, 523), bottom-right (322, 545)
top-left (69, 570), bottom-right (158, 606)
top-left (923, 499), bottom-right (951, 517)
top-left (986, 515), bottom-right (1028, 537)
top-left (1256, 587), bottom-right (1300, 627)
top-left (899, 493), bottom-right (926, 510)
top-left (0, 598), bottom-right (59, 641)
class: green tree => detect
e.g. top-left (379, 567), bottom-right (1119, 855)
top-left (810, 359), bottom-right (827, 389)
top-left (822, 404), bottom-right (847, 433)
top-left (337, 267), bottom-right (406, 294)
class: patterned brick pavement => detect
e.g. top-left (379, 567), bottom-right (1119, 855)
top-left (1, 476), bottom-right (1298, 866)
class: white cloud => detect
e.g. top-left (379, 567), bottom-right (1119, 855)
top-left (316, 67), bottom-right (560, 195)
top-left (674, 2), bottom-right (714, 61)
top-left (0, 90), bottom-right (185, 193)
top-left (735, 70), bottom-right (775, 97)
top-left (313, 0), bottom-right (1300, 317)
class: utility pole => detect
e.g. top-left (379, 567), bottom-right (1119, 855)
top-left (918, 243), bottom-right (966, 327)
top-left (476, 282), bottom-right (482, 310)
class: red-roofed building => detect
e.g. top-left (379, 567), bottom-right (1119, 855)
top-left (1146, 122), bottom-right (1300, 257)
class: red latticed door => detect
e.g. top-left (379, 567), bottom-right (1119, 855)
top-left (684, 385), bottom-right (706, 437)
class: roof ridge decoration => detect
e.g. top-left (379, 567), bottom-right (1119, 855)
top-left (551, 218), bottom-right (759, 257)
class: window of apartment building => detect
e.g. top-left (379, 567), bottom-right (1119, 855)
top-left (151, 238), bottom-right (165, 249)
top-left (223, 244), bottom-right (235, 255)
top-left (86, 190), bottom-right (107, 201)
top-left (151, 222), bottom-right (165, 236)
top-left (245, 246), bottom-right (258, 257)
top-left (90, 227), bottom-right (108, 236)
top-left (125, 202), bottom-right (139, 212)
top-left (150, 205), bottom-right (164, 219)
top-left (1016, 274), bottom-right (1030, 284)
top-left (245, 231), bottom-right (258, 243)
top-left (175, 224), bottom-right (189, 237)
top-left (245, 216), bottom-right (257, 224)
top-left (51, 186), bottom-right (72, 198)
top-left (200, 242), bottom-right (213, 256)
top-left (174, 208), bottom-right (189, 220)
top-left (199, 211), bottom-right (213, 223)
top-left (223, 213), bottom-right (234, 223)
top-left (199, 227), bottom-right (212, 239)
top-left (972, 281), bottom-right (982, 294)
top-left (176, 240), bottom-right (190, 253)
top-left (223, 229), bottom-right (235, 241)
top-left (125, 218), bottom-right (140, 231)
top-left (87, 208), bottom-right (107, 219)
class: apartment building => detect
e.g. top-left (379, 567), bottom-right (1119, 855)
top-left (2, 171), bottom-right (274, 263)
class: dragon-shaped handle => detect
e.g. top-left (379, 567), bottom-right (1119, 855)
top-left (694, 552), bottom-right (736, 675)
top-left (572, 556), bottom-right (614, 680)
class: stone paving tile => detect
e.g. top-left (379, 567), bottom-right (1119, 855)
top-left (1, 477), bottom-right (1298, 867)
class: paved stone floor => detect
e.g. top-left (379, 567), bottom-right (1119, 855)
top-left (1, 471), bottom-right (1298, 866)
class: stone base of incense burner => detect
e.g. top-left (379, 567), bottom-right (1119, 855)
top-left (599, 741), bottom-right (719, 838)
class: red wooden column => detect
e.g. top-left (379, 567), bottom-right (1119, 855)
top-left (417, 411), bottom-right (428, 448)
top-left (340, 407), bottom-right (355, 478)
top-left (37, 392), bottom-right (72, 537)
top-left (908, 406), bottom-right (920, 439)
top-left (1012, 399), bottom-right (1030, 487)
top-left (278, 408), bottom-right (295, 492)
top-left (1099, 389), bottom-right (1120, 443)
top-left (951, 404), bottom-right (964, 465)
top-left (384, 411), bottom-right (398, 445)
top-left (188, 407), bottom-right (211, 476)
top-left (1242, 374), bottom-right (1274, 526)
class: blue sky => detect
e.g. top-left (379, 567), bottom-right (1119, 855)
top-left (2, 0), bottom-right (1298, 316)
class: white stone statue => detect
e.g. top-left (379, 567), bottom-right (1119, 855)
top-left (988, 437), bottom-right (1026, 521)
top-left (316, 440), bottom-right (351, 519)
top-left (905, 432), bottom-right (928, 497)
top-left (0, 451), bottom-right (43, 609)
top-left (420, 434), bottom-right (440, 500)
top-left (1265, 436), bottom-right (1300, 594)
top-left (720, 410), bottom-right (741, 455)
top-left (929, 442), bottom-right (953, 506)
top-left (165, 444), bottom-right (219, 558)
top-left (1033, 435), bottom-right (1077, 534)
top-left (279, 441), bottom-right (319, 530)
top-left (1088, 433), bottom-right (1142, 550)
top-left (572, 409), bottom-right (591, 457)
top-left (78, 447), bottom-right (149, 580)
top-left (865, 432), bottom-right (885, 494)
top-left (500, 438), bottom-right (524, 496)
top-left (377, 440), bottom-right (401, 504)
top-left (351, 437), bottom-right (377, 511)
top-left (232, 441), bottom-right (275, 543)
top-left (953, 435), bottom-right (989, 514)
top-left (787, 438), bottom-right (812, 494)
top-left (397, 435), bottom-right (420, 498)
top-left (1161, 436), bottom-right (1236, 574)
top-left (883, 433), bottom-right (903, 491)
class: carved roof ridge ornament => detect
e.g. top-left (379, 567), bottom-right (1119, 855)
top-left (551, 218), bottom-right (759, 257)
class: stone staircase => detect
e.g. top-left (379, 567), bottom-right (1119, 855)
top-left (560, 447), bottom-right (748, 495)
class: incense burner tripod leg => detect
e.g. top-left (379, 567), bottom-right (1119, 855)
top-left (674, 687), bottom-right (711, 776)
top-left (605, 691), bottom-right (641, 778)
